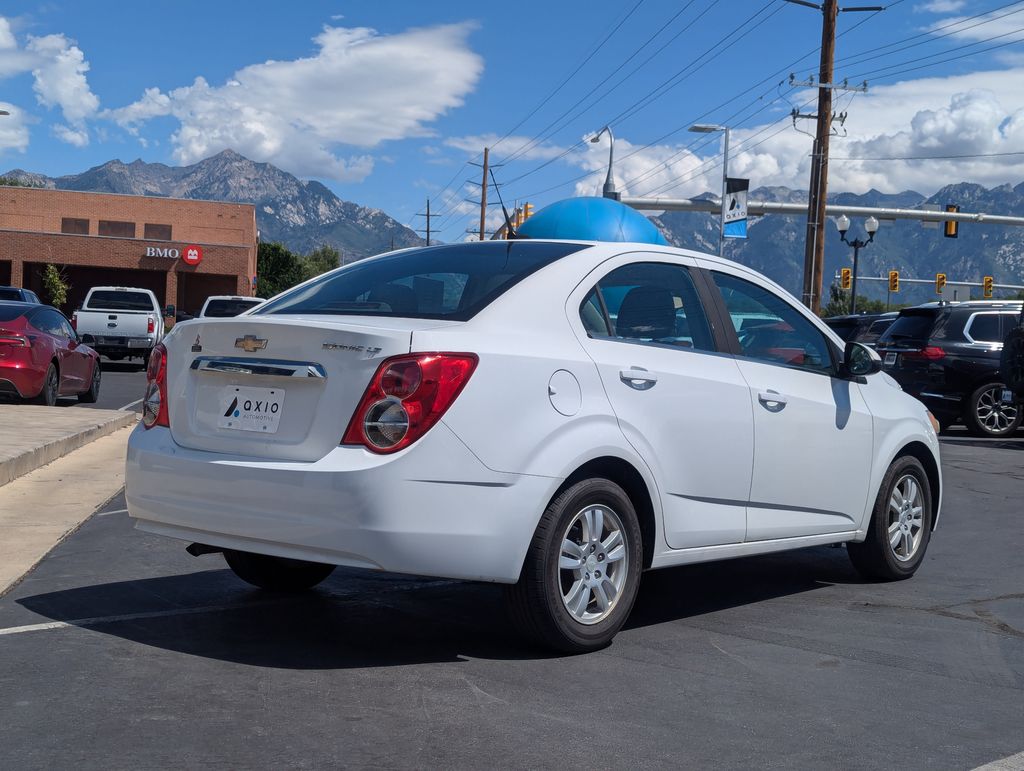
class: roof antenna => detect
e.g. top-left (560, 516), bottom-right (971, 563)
top-left (489, 167), bottom-right (518, 239)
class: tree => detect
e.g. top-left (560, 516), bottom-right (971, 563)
top-left (41, 264), bottom-right (70, 308)
top-left (256, 242), bottom-right (305, 298)
top-left (820, 284), bottom-right (888, 318)
top-left (300, 245), bottom-right (341, 282)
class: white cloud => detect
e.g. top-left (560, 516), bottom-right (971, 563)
top-left (445, 134), bottom-right (567, 161)
top-left (925, 6), bottom-right (1024, 43)
top-left (106, 23), bottom-right (483, 181)
top-left (0, 102), bottom-right (30, 154)
top-left (569, 68), bottom-right (1024, 200)
top-left (916, 1), bottom-right (966, 13)
top-left (0, 18), bottom-right (100, 146)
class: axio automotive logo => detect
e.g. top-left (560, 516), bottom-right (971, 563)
top-left (182, 245), bottom-right (203, 266)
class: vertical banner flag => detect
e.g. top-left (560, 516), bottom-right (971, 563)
top-left (723, 178), bottom-right (749, 239)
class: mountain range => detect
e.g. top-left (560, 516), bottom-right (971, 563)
top-left (2, 150), bottom-right (424, 261)
top-left (5, 150), bottom-right (1023, 304)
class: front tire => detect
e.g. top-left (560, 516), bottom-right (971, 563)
top-left (848, 456), bottom-right (933, 581)
top-left (506, 478), bottom-right (643, 653)
top-left (30, 364), bottom-right (59, 406)
top-left (963, 382), bottom-right (1020, 437)
top-left (77, 362), bottom-right (101, 403)
top-left (223, 550), bottom-right (335, 591)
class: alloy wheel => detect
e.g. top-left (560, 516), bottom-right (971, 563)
top-left (887, 473), bottom-right (925, 562)
top-left (975, 385), bottom-right (1018, 434)
top-left (558, 504), bottom-right (629, 625)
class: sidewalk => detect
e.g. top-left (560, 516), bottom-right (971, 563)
top-left (0, 405), bottom-right (136, 487)
top-left (0, 425), bottom-right (133, 595)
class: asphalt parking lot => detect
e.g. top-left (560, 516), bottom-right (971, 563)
top-left (1, 433), bottom-right (1022, 769)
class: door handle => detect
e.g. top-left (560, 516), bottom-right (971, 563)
top-left (620, 368), bottom-right (658, 390)
top-left (757, 390), bottom-right (788, 410)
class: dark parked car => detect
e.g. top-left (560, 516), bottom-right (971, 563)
top-left (875, 300), bottom-right (1023, 436)
top-left (824, 312), bottom-right (897, 347)
top-left (0, 301), bottom-right (101, 405)
top-left (0, 286), bottom-right (41, 303)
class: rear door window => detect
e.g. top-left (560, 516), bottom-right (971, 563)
top-left (256, 241), bottom-right (586, 321)
top-left (966, 313), bottom-right (1002, 343)
top-left (581, 262), bottom-right (715, 352)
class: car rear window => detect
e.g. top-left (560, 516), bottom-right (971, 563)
top-left (255, 241), bottom-right (587, 321)
top-left (0, 303), bottom-right (29, 321)
top-left (0, 288), bottom-right (24, 301)
top-left (860, 318), bottom-right (894, 344)
top-left (825, 319), bottom-right (860, 341)
top-left (880, 311), bottom-right (936, 344)
top-left (85, 291), bottom-right (154, 312)
top-left (203, 299), bottom-right (262, 317)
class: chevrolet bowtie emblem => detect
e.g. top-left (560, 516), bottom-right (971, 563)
top-left (234, 334), bottom-right (268, 353)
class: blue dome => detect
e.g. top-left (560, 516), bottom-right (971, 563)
top-left (517, 196), bottom-right (668, 245)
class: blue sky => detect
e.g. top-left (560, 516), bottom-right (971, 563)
top-left (2, 0), bottom-right (1023, 243)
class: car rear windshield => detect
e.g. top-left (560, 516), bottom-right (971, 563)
top-left (0, 288), bottom-right (24, 301)
top-left (879, 310), bottom-right (936, 344)
top-left (0, 303), bottom-right (28, 321)
top-left (255, 241), bottom-right (588, 321)
top-left (203, 299), bottom-right (262, 317)
top-left (85, 291), bottom-right (154, 312)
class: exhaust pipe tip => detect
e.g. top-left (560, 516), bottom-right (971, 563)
top-left (186, 543), bottom-right (223, 558)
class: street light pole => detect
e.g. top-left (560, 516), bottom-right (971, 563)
top-left (836, 215), bottom-right (879, 314)
top-left (689, 124), bottom-right (730, 257)
top-left (590, 126), bottom-right (618, 199)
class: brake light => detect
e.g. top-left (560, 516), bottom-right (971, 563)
top-left (0, 334), bottom-right (29, 347)
top-left (141, 343), bottom-right (169, 429)
top-left (903, 346), bottom-right (945, 361)
top-left (342, 353), bottom-right (478, 453)
top-left (147, 316), bottom-right (155, 334)
top-left (70, 312), bottom-right (77, 331)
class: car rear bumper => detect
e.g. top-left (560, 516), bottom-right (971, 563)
top-left (125, 423), bottom-right (558, 583)
top-left (0, 362), bottom-right (44, 398)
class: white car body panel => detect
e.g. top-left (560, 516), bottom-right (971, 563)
top-left (126, 240), bottom-right (941, 583)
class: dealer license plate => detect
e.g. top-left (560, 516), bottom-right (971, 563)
top-left (884, 352), bottom-right (897, 366)
top-left (217, 386), bottom-right (285, 433)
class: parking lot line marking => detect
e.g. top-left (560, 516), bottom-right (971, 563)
top-left (0, 600), bottom-right (284, 637)
top-left (118, 398), bottom-right (144, 411)
top-left (96, 508), bottom-right (129, 517)
top-left (973, 750), bottom-right (1024, 770)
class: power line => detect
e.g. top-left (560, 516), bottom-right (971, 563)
top-left (833, 150), bottom-right (1024, 160)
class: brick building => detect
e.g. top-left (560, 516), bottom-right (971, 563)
top-left (0, 187), bottom-right (258, 315)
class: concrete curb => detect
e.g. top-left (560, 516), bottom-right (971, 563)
top-left (0, 406), bottom-right (137, 488)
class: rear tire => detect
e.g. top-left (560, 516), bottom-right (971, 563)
top-left (506, 478), bottom-right (643, 653)
top-left (963, 382), bottom-right (1020, 437)
top-left (223, 550), bottom-right (335, 591)
top-left (848, 455), bottom-right (933, 581)
top-left (77, 362), bottom-right (101, 403)
top-left (30, 364), bottom-right (59, 406)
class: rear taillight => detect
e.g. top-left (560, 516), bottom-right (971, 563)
top-left (70, 313), bottom-right (77, 331)
top-left (0, 334), bottom-right (29, 347)
top-left (147, 316), bottom-right (155, 334)
top-left (141, 343), bottom-right (169, 429)
top-left (342, 353), bottom-right (478, 453)
top-left (903, 346), bottom-right (945, 361)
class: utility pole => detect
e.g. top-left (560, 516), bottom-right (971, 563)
top-left (414, 198), bottom-right (431, 246)
top-left (787, 0), bottom-right (881, 312)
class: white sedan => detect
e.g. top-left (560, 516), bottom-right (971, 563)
top-left (126, 240), bottom-right (941, 652)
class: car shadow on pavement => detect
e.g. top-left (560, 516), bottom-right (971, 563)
top-left (16, 547), bottom-right (857, 666)
top-left (939, 436), bottom-right (1024, 451)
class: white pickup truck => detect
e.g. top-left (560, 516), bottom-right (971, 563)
top-left (72, 287), bottom-right (165, 364)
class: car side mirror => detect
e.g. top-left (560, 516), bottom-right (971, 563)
top-left (843, 340), bottom-right (882, 378)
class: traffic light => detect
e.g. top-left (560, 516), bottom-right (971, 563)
top-left (935, 273), bottom-right (946, 294)
top-left (983, 275), bottom-right (994, 299)
top-left (522, 202), bottom-right (534, 221)
top-left (944, 204), bottom-right (959, 238)
top-left (840, 268), bottom-right (852, 290)
top-left (888, 270), bottom-right (900, 293)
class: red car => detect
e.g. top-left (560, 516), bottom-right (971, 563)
top-left (0, 301), bottom-right (101, 405)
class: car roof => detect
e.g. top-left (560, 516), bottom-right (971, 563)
top-left (903, 300), bottom-right (1022, 310)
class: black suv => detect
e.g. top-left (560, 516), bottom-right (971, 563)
top-left (824, 312), bottom-right (897, 346)
top-left (876, 301), bottom-right (1023, 436)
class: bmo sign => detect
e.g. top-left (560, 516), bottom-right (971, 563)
top-left (145, 244), bottom-right (203, 266)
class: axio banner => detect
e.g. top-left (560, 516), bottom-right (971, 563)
top-left (723, 177), bottom-right (749, 239)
